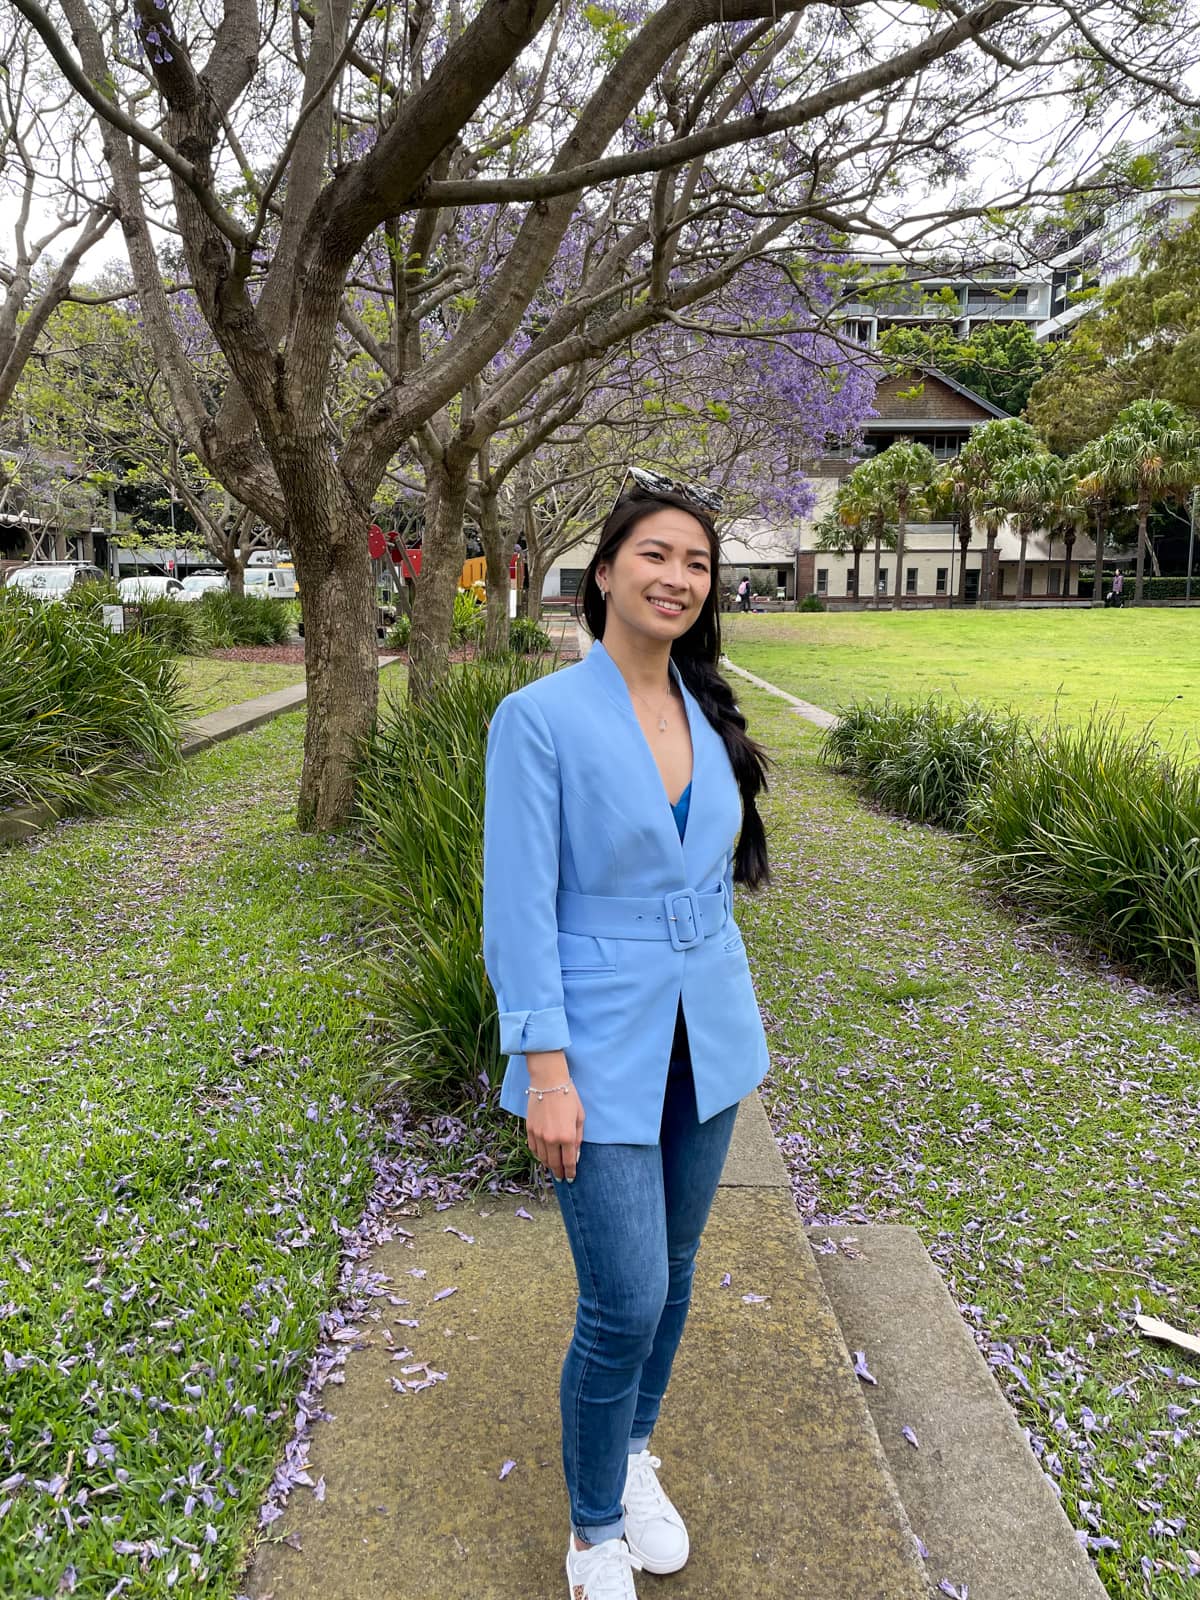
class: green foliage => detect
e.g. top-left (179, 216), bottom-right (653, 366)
top-left (452, 588), bottom-right (485, 645)
top-left (352, 658), bottom-right (548, 1108)
top-left (1028, 207), bottom-right (1200, 450)
top-left (798, 594), bottom-right (826, 612)
top-left (137, 594), bottom-right (207, 654)
top-left (508, 615), bottom-right (552, 653)
top-left (966, 715), bottom-right (1200, 995)
top-left (385, 612), bottom-right (411, 650)
top-left (822, 696), bottom-right (1027, 828)
top-left (0, 588), bottom-right (184, 816)
top-left (878, 322), bottom-right (1056, 417)
top-left (196, 589), bottom-right (292, 647)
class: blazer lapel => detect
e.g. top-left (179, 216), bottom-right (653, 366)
top-left (583, 641), bottom-right (685, 870)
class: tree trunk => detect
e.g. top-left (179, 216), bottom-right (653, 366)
top-left (1016, 525), bottom-right (1029, 603)
top-left (479, 487), bottom-right (511, 656)
top-left (984, 524), bottom-right (998, 603)
top-left (1135, 491), bottom-right (1149, 602)
top-left (409, 453), bottom-right (471, 701)
top-left (289, 494), bottom-right (379, 832)
top-left (851, 545), bottom-right (862, 600)
top-left (892, 508), bottom-right (907, 608)
top-left (1063, 531), bottom-right (1076, 599)
top-left (958, 529), bottom-right (971, 602)
top-left (872, 532), bottom-right (882, 608)
top-left (1092, 509), bottom-right (1106, 603)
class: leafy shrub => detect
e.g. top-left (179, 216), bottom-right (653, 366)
top-left (196, 589), bottom-right (292, 647)
top-left (63, 575), bottom-right (121, 612)
top-left (452, 588), bottom-right (485, 645)
top-left (385, 613), bottom-right (411, 650)
top-left (965, 715), bottom-right (1200, 995)
top-left (798, 594), bottom-right (826, 613)
top-left (0, 588), bottom-right (184, 816)
top-left (138, 594), bottom-right (206, 654)
top-left (822, 697), bottom-right (1027, 829)
top-left (353, 657), bottom-right (547, 1114)
top-left (508, 615), bottom-right (552, 654)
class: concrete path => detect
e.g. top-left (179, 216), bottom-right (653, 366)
top-left (241, 1097), bottom-right (930, 1600)
top-left (180, 656), bottom-right (402, 756)
top-left (719, 658), bottom-right (838, 730)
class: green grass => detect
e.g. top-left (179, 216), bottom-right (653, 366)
top-left (176, 656), bottom-right (307, 717)
top-left (737, 689), bottom-right (1200, 1598)
top-left (0, 715), bottom-right (380, 1598)
top-left (723, 610), bottom-right (1200, 752)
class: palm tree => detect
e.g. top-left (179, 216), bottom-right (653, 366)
top-left (956, 418), bottom-right (1043, 602)
top-left (1046, 467), bottom-right (1086, 600)
top-left (833, 459), bottom-right (897, 607)
top-left (1088, 399), bottom-right (1200, 602)
top-left (871, 441), bottom-right (938, 608)
top-left (933, 460), bottom-right (972, 602)
top-left (1069, 439), bottom-right (1115, 604)
top-left (995, 451), bottom-right (1064, 602)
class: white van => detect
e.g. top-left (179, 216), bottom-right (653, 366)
top-left (118, 575), bottom-right (185, 602)
top-left (243, 567), bottom-right (296, 598)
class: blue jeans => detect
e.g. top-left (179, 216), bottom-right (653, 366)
top-left (551, 1011), bottom-right (738, 1544)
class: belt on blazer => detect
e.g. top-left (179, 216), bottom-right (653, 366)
top-left (556, 885), bottom-right (728, 953)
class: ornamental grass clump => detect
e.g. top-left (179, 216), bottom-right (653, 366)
top-left (353, 656), bottom-right (546, 1109)
top-left (822, 696), bottom-right (1027, 829)
top-left (965, 715), bottom-right (1200, 995)
top-left (196, 588), bottom-right (293, 647)
top-left (0, 588), bottom-right (184, 816)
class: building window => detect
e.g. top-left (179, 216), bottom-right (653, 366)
top-left (1023, 568), bottom-right (1034, 596)
top-left (816, 568), bottom-right (828, 595)
top-left (935, 567), bottom-right (948, 594)
top-left (906, 567), bottom-right (918, 595)
top-left (929, 433), bottom-right (962, 460)
top-left (846, 566), bottom-right (857, 595)
top-left (1047, 569), bottom-right (1061, 596)
top-left (877, 569), bottom-right (889, 594)
top-left (559, 568), bottom-right (586, 599)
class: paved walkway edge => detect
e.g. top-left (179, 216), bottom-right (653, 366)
top-left (808, 1223), bottom-right (1108, 1600)
top-left (0, 657), bottom-right (403, 843)
top-left (720, 656), bottom-right (839, 729)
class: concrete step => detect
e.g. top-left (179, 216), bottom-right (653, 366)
top-left (243, 1097), bottom-right (930, 1600)
top-left (808, 1225), bottom-right (1107, 1600)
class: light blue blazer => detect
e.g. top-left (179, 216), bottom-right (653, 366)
top-left (482, 639), bottom-right (769, 1145)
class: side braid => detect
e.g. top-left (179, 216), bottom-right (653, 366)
top-left (675, 654), bottom-right (770, 888)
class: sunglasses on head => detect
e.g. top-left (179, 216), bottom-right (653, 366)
top-left (609, 463), bottom-right (724, 517)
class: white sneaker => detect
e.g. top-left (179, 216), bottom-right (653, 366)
top-left (620, 1450), bottom-right (690, 1574)
top-left (566, 1535), bottom-right (643, 1599)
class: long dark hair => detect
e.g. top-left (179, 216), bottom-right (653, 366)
top-left (578, 487), bottom-right (770, 888)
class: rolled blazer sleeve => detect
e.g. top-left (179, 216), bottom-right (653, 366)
top-left (483, 693), bottom-right (570, 1056)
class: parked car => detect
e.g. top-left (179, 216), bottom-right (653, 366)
top-left (4, 562), bottom-right (108, 600)
top-left (243, 566), bottom-right (297, 598)
top-left (247, 549), bottom-right (293, 567)
top-left (179, 573), bottom-right (228, 600)
top-left (117, 575), bottom-right (185, 602)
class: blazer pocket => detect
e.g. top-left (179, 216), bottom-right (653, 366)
top-left (723, 929), bottom-right (745, 953)
top-left (558, 930), bottom-right (618, 977)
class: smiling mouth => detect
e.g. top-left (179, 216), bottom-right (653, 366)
top-left (648, 597), bottom-right (685, 614)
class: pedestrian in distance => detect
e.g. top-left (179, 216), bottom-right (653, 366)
top-left (736, 574), bottom-right (751, 612)
top-left (483, 467), bottom-right (771, 1600)
top-left (1112, 568), bottom-right (1125, 607)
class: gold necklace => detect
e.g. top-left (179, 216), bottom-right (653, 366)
top-left (630, 680), bottom-right (674, 733)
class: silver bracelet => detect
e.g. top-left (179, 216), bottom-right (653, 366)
top-left (525, 1081), bottom-right (572, 1102)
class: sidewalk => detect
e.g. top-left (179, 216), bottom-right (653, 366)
top-left (241, 1098), bottom-right (929, 1600)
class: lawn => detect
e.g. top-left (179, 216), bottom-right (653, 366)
top-left (176, 655), bottom-right (307, 717)
top-left (723, 610), bottom-right (1200, 751)
top-left (0, 717), bottom-right (382, 1598)
top-left (738, 689), bottom-right (1200, 1599)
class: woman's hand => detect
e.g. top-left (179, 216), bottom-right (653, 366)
top-left (526, 1082), bottom-right (585, 1182)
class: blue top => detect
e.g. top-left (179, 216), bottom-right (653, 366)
top-left (671, 781), bottom-right (692, 840)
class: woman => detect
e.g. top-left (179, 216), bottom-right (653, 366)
top-left (483, 480), bottom-right (770, 1600)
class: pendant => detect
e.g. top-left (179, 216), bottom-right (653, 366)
top-left (658, 716), bottom-right (668, 732)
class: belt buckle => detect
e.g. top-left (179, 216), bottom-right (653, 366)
top-left (665, 887), bottom-right (703, 952)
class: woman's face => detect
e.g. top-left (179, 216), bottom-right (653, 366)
top-left (596, 508), bottom-right (713, 645)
